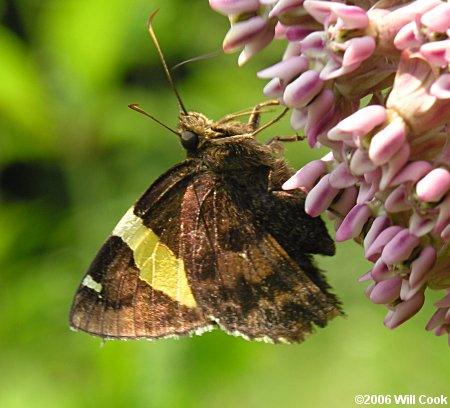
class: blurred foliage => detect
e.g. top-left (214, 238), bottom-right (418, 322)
top-left (0, 0), bottom-right (448, 407)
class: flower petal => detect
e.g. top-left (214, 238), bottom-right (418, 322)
top-left (370, 259), bottom-right (395, 282)
top-left (330, 185), bottom-right (358, 217)
top-left (416, 168), bottom-right (450, 202)
top-left (421, 3), bottom-right (450, 33)
top-left (389, 161), bottom-right (432, 187)
top-left (335, 203), bottom-right (371, 242)
top-left (368, 122), bottom-right (406, 166)
top-left (223, 17), bottom-right (268, 52)
top-left (305, 174), bottom-right (340, 216)
top-left (365, 226), bottom-right (403, 261)
top-left (284, 70), bottom-right (324, 108)
top-left (209, 0), bottom-right (260, 15)
top-left (381, 229), bottom-right (420, 265)
top-left (384, 291), bottom-right (425, 329)
top-left (328, 105), bottom-right (387, 142)
top-left (257, 56), bottom-right (309, 81)
top-left (342, 36), bottom-right (375, 67)
top-left (370, 276), bottom-right (402, 304)
top-left (384, 185), bottom-right (411, 213)
top-left (364, 215), bottom-right (391, 252)
top-left (410, 246), bottom-right (436, 288)
top-left (349, 149), bottom-right (378, 175)
top-left (430, 73), bottom-right (450, 99)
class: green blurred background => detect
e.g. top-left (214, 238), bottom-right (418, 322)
top-left (1, 0), bottom-right (448, 407)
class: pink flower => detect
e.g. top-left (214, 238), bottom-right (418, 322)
top-left (211, 0), bottom-right (450, 346)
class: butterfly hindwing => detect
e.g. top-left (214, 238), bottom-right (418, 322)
top-left (179, 172), bottom-right (342, 343)
top-left (70, 161), bottom-right (213, 339)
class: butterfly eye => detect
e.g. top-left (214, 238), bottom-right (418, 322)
top-left (181, 131), bottom-right (199, 151)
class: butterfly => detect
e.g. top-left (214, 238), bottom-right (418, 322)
top-left (69, 10), bottom-right (342, 344)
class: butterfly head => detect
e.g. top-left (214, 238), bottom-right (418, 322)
top-left (178, 111), bottom-right (253, 155)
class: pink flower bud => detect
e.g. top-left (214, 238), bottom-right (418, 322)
top-left (370, 259), bottom-right (395, 282)
top-left (365, 226), bottom-right (403, 261)
top-left (269, 0), bottom-right (305, 18)
top-left (300, 31), bottom-right (325, 52)
top-left (384, 291), bottom-right (425, 329)
top-left (304, 1), bottom-right (368, 29)
top-left (381, 229), bottom-right (420, 265)
top-left (358, 270), bottom-right (372, 282)
top-left (408, 212), bottom-right (434, 237)
top-left (330, 185), bottom-right (358, 217)
top-left (289, 107), bottom-right (307, 130)
top-left (379, 143), bottom-right (410, 190)
top-left (435, 293), bottom-right (450, 308)
top-left (328, 105), bottom-right (387, 142)
top-left (305, 89), bottom-right (336, 147)
top-left (332, 4), bottom-right (369, 30)
top-left (283, 41), bottom-right (302, 60)
top-left (368, 121), bottom-right (406, 166)
top-left (433, 324), bottom-right (450, 337)
top-left (384, 185), bottom-right (411, 213)
top-left (335, 203), bottom-right (371, 242)
top-left (400, 278), bottom-right (412, 301)
top-left (209, 0), bottom-right (260, 15)
top-left (305, 174), bottom-right (340, 217)
top-left (364, 282), bottom-right (376, 298)
top-left (416, 168), bottom-right (450, 202)
top-left (430, 73), bottom-right (450, 99)
top-left (370, 275), bottom-right (402, 304)
top-left (441, 224), bottom-right (450, 242)
top-left (426, 308), bottom-right (448, 331)
top-left (263, 78), bottom-right (284, 98)
top-left (321, 57), bottom-right (362, 80)
top-left (341, 36), bottom-right (376, 67)
top-left (364, 215), bottom-right (391, 252)
top-left (302, 0), bottom-right (333, 25)
top-left (284, 70), bottom-right (324, 109)
top-left (329, 162), bottom-right (358, 189)
top-left (349, 149), bottom-right (378, 176)
top-left (257, 56), bottom-right (309, 82)
top-left (357, 170), bottom-right (380, 204)
top-left (285, 26), bottom-right (314, 41)
top-left (389, 161), bottom-right (432, 187)
top-left (434, 194), bottom-right (450, 234)
top-left (420, 40), bottom-right (450, 69)
top-left (421, 3), bottom-right (450, 33)
top-left (394, 21), bottom-right (421, 50)
top-left (282, 159), bottom-right (328, 191)
top-left (238, 27), bottom-right (275, 65)
top-left (410, 246), bottom-right (436, 288)
top-left (356, 181), bottom-right (375, 204)
top-left (223, 17), bottom-right (268, 53)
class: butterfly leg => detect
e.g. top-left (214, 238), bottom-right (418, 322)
top-left (265, 134), bottom-right (305, 145)
top-left (247, 100), bottom-right (281, 131)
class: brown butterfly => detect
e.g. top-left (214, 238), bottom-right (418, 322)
top-left (69, 10), bottom-right (342, 344)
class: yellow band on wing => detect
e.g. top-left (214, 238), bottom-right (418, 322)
top-left (113, 207), bottom-right (197, 308)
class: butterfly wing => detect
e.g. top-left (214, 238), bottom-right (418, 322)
top-left (69, 161), bottom-right (213, 339)
top-left (179, 173), bottom-right (341, 343)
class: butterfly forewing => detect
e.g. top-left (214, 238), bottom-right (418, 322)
top-left (70, 161), bottom-right (213, 339)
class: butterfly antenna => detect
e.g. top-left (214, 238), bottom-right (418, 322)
top-left (128, 104), bottom-right (179, 136)
top-left (148, 9), bottom-right (188, 115)
top-left (172, 50), bottom-right (222, 71)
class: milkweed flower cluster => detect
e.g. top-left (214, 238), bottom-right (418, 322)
top-left (210, 0), bottom-right (450, 345)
